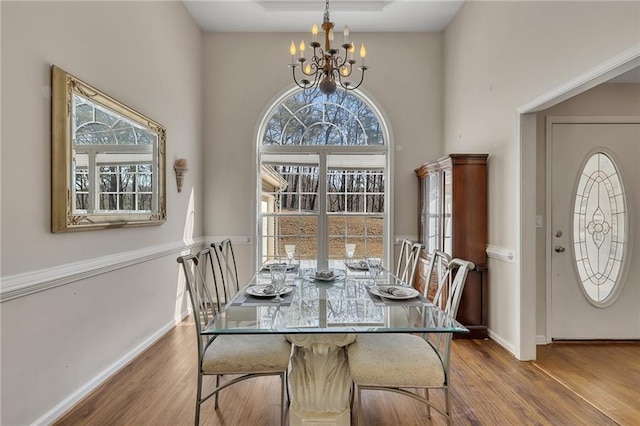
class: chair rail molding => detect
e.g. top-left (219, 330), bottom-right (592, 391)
top-left (486, 244), bottom-right (515, 263)
top-left (0, 237), bottom-right (205, 302)
top-left (393, 235), bottom-right (419, 244)
top-left (206, 235), bottom-right (252, 245)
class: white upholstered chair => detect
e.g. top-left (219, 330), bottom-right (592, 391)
top-left (177, 248), bottom-right (291, 425)
top-left (396, 239), bottom-right (423, 286)
top-left (347, 257), bottom-right (475, 425)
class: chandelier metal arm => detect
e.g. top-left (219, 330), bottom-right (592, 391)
top-left (287, 0), bottom-right (368, 95)
top-left (336, 65), bottom-right (367, 91)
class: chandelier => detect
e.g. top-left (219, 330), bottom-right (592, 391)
top-left (288, 0), bottom-right (368, 95)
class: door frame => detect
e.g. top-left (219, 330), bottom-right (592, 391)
top-left (515, 44), bottom-right (640, 360)
top-left (545, 116), bottom-right (639, 342)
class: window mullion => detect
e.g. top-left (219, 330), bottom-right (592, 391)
top-left (318, 152), bottom-right (328, 270)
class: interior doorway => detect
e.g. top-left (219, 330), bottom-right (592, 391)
top-left (516, 46), bottom-right (640, 360)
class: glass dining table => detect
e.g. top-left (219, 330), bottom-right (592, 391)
top-left (202, 265), bottom-right (468, 426)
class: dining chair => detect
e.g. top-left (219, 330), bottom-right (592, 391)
top-left (211, 239), bottom-right (240, 306)
top-left (347, 258), bottom-right (475, 425)
top-left (395, 239), bottom-right (423, 286)
top-left (177, 248), bottom-right (291, 426)
top-left (424, 249), bottom-right (452, 303)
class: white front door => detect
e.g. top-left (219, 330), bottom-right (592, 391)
top-left (550, 119), bottom-right (640, 340)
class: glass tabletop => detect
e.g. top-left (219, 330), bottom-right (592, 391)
top-left (202, 268), bottom-right (469, 335)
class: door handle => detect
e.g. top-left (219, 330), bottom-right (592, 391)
top-left (554, 246), bottom-right (566, 253)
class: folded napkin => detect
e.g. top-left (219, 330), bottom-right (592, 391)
top-left (315, 270), bottom-right (334, 279)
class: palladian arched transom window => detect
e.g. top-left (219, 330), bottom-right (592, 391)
top-left (262, 89), bottom-right (384, 146)
top-left (258, 88), bottom-right (390, 269)
top-left (572, 151), bottom-right (627, 305)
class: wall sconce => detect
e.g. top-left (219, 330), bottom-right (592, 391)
top-left (174, 158), bottom-right (188, 193)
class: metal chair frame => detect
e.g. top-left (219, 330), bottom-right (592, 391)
top-left (350, 257), bottom-right (475, 425)
top-left (177, 248), bottom-right (290, 425)
top-left (395, 239), bottom-right (423, 286)
top-left (211, 239), bottom-right (240, 306)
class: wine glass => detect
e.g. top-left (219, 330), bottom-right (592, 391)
top-left (284, 244), bottom-right (296, 265)
top-left (269, 264), bottom-right (287, 302)
top-left (366, 257), bottom-right (382, 286)
top-left (345, 243), bottom-right (356, 263)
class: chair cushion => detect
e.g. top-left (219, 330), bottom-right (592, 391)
top-left (202, 335), bottom-right (291, 375)
top-left (347, 334), bottom-right (445, 388)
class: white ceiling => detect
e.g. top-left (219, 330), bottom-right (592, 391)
top-left (183, 0), bottom-right (465, 32)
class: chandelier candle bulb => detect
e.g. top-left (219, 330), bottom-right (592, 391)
top-left (288, 0), bottom-right (369, 95)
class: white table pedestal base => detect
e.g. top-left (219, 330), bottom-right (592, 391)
top-left (287, 334), bottom-right (356, 426)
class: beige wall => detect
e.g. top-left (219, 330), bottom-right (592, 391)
top-left (0, 2), bottom-right (202, 424)
top-left (444, 1), bottom-right (640, 355)
top-left (202, 32), bottom-right (444, 283)
top-left (535, 83), bottom-right (640, 336)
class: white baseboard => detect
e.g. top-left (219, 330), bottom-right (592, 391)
top-left (487, 328), bottom-right (517, 357)
top-left (32, 310), bottom-right (190, 426)
top-left (536, 334), bottom-right (550, 345)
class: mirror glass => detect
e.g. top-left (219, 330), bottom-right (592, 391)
top-left (51, 66), bottom-right (166, 232)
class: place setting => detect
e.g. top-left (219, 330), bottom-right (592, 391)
top-left (233, 263), bottom-right (296, 306)
top-left (344, 243), bottom-right (371, 272)
top-left (259, 244), bottom-right (299, 273)
top-left (302, 268), bottom-right (346, 283)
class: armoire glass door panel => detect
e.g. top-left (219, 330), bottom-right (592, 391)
top-left (426, 171), bottom-right (441, 254)
top-left (442, 169), bottom-right (453, 255)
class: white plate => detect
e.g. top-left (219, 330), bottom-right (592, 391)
top-left (303, 271), bottom-right (346, 283)
top-left (260, 263), bottom-right (296, 272)
top-left (246, 284), bottom-right (294, 298)
top-left (369, 285), bottom-right (419, 300)
top-left (345, 261), bottom-right (369, 271)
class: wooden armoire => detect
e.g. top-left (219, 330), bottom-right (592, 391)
top-left (414, 154), bottom-right (488, 339)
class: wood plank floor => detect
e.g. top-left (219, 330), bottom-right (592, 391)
top-left (55, 319), bottom-right (638, 425)
top-left (533, 341), bottom-right (640, 426)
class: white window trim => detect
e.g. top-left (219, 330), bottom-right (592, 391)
top-left (253, 86), bottom-right (394, 271)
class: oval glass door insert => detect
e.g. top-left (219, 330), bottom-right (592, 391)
top-left (573, 152), bottom-right (627, 305)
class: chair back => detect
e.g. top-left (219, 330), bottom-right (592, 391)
top-left (396, 239), bottom-right (423, 285)
top-left (424, 249), bottom-right (452, 301)
top-left (177, 249), bottom-right (221, 343)
top-left (439, 258), bottom-right (475, 318)
top-left (429, 257), bottom-right (475, 369)
top-left (212, 239), bottom-right (240, 305)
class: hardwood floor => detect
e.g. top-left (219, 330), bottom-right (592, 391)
top-left (55, 320), bottom-right (638, 425)
top-left (533, 341), bottom-right (640, 426)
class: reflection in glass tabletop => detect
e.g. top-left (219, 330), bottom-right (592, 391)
top-left (202, 269), bottom-right (468, 336)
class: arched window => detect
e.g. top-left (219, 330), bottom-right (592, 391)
top-left (257, 88), bottom-right (390, 269)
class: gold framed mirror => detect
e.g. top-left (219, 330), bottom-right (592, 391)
top-left (51, 65), bottom-right (166, 232)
